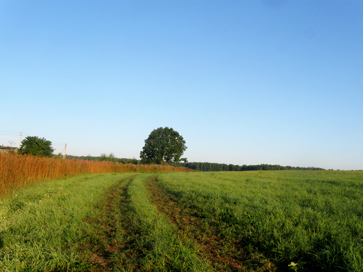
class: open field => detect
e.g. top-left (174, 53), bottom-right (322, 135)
top-left (0, 153), bottom-right (189, 196)
top-left (1, 170), bottom-right (363, 271)
top-left (156, 171), bottom-right (363, 271)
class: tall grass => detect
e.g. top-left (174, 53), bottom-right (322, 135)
top-left (0, 153), bottom-right (189, 196)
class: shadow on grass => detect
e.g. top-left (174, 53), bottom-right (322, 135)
top-left (0, 236), bottom-right (3, 249)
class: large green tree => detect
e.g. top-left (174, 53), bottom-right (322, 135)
top-left (140, 127), bottom-right (187, 164)
top-left (18, 136), bottom-right (54, 157)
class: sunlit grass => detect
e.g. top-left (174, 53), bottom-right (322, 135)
top-left (0, 173), bottom-right (135, 271)
top-left (0, 173), bottom-right (210, 271)
top-left (124, 175), bottom-right (211, 271)
top-left (2, 170), bottom-right (361, 271)
top-left (157, 170), bottom-right (363, 271)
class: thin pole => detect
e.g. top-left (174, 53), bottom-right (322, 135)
top-left (63, 143), bottom-right (67, 159)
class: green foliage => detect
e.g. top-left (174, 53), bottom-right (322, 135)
top-left (175, 162), bottom-right (325, 171)
top-left (18, 136), bottom-right (54, 157)
top-left (140, 127), bottom-right (187, 164)
top-left (99, 152), bottom-right (117, 162)
top-left (67, 154), bottom-right (140, 164)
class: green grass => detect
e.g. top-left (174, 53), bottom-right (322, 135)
top-left (122, 175), bottom-right (210, 271)
top-left (0, 173), bottom-right (135, 271)
top-left (0, 173), bottom-right (211, 271)
top-left (157, 171), bottom-right (363, 271)
top-left (80, 174), bottom-right (211, 271)
top-left (1, 170), bottom-right (363, 271)
top-left (145, 175), bottom-right (274, 271)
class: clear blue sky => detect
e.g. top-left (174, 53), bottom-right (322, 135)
top-left (1, 0), bottom-right (362, 170)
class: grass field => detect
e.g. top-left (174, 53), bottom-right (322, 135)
top-left (1, 170), bottom-right (362, 271)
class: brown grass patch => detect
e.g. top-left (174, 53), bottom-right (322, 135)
top-left (0, 153), bottom-right (190, 196)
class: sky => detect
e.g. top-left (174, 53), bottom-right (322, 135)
top-left (0, 0), bottom-right (362, 170)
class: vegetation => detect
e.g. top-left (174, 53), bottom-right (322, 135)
top-left (2, 169), bottom-right (362, 271)
top-left (0, 173), bottom-right (133, 271)
top-left (156, 171), bottom-right (363, 271)
top-left (140, 127), bottom-right (187, 164)
top-left (99, 152), bottom-right (118, 163)
top-left (0, 152), bottom-right (189, 196)
top-left (91, 175), bottom-right (210, 271)
top-left (0, 173), bottom-right (209, 271)
top-left (67, 153), bottom-right (140, 164)
top-left (18, 136), bottom-right (54, 157)
top-left (175, 162), bottom-right (325, 171)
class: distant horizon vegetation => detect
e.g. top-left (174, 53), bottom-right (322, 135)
top-left (1, 142), bottom-right (354, 172)
top-left (67, 154), bottom-right (326, 171)
top-left (68, 127), bottom-right (328, 171)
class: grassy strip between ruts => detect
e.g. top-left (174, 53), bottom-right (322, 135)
top-left (127, 175), bottom-right (211, 271)
top-left (82, 174), bottom-right (211, 271)
top-left (145, 176), bottom-right (274, 272)
top-left (0, 173), bottom-right (135, 272)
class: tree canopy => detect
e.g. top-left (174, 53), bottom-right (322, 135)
top-left (18, 136), bottom-right (54, 157)
top-left (140, 127), bottom-right (187, 164)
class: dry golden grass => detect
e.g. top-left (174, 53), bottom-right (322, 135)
top-left (0, 152), bottom-right (189, 196)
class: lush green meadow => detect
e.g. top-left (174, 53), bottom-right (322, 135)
top-left (157, 171), bottom-right (363, 271)
top-left (0, 173), bottom-right (134, 271)
top-left (1, 170), bottom-right (362, 271)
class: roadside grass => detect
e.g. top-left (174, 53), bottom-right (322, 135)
top-left (156, 170), bottom-right (363, 271)
top-left (0, 173), bottom-right (134, 272)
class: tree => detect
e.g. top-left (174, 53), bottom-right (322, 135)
top-left (140, 127), bottom-right (187, 164)
top-left (18, 136), bottom-right (54, 157)
top-left (100, 153), bottom-right (117, 163)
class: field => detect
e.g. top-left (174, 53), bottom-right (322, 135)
top-left (1, 170), bottom-right (363, 271)
top-left (0, 153), bottom-right (188, 196)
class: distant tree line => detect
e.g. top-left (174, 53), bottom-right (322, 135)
top-left (67, 154), bottom-right (140, 164)
top-left (173, 162), bottom-right (324, 171)
top-left (15, 133), bottom-right (323, 171)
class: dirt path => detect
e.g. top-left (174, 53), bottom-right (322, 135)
top-left (81, 175), bottom-right (144, 271)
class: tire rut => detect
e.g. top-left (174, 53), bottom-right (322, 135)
top-left (145, 175), bottom-right (276, 272)
top-left (81, 175), bottom-right (142, 271)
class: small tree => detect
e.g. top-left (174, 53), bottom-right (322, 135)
top-left (18, 136), bottom-right (54, 157)
top-left (140, 127), bottom-right (187, 164)
top-left (99, 153), bottom-right (118, 162)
